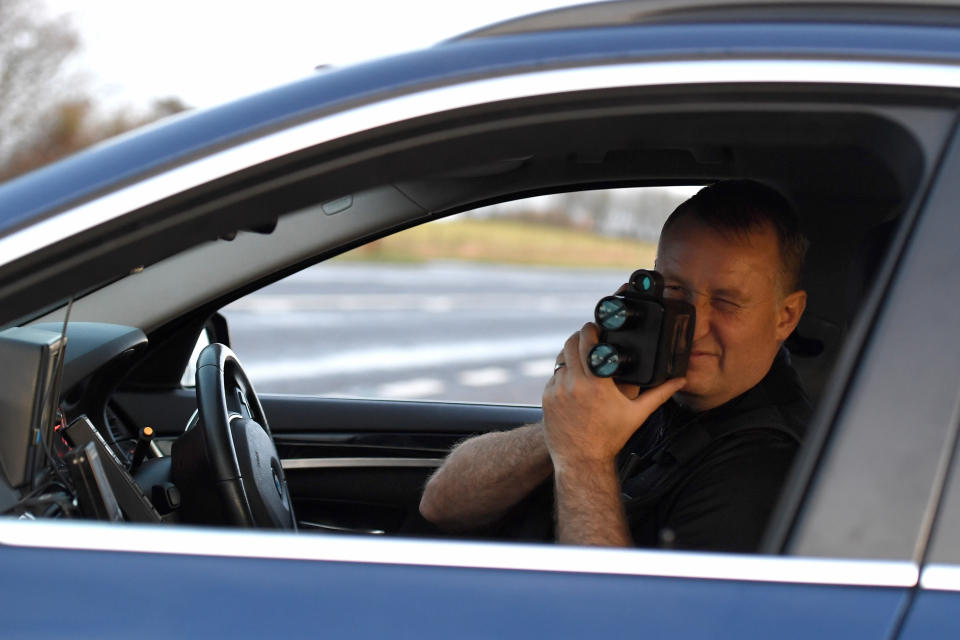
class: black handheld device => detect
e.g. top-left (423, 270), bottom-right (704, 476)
top-left (588, 269), bottom-right (695, 387)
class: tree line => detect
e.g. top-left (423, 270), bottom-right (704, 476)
top-left (0, 0), bottom-right (188, 182)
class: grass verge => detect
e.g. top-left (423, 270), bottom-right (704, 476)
top-left (334, 218), bottom-right (656, 269)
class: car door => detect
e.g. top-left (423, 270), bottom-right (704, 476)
top-left (108, 113), bottom-right (950, 639)
top-left (89, 68), bottom-right (953, 639)
top-left (195, 103), bottom-right (957, 640)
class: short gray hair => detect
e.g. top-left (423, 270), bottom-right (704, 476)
top-left (661, 180), bottom-right (808, 293)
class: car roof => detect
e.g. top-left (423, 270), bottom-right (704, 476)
top-left (454, 0), bottom-right (960, 39)
top-left (2, 13), bottom-right (960, 240)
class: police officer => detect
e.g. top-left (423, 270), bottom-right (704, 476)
top-left (420, 180), bottom-right (810, 551)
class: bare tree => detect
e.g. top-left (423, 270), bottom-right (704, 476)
top-left (0, 95), bottom-right (191, 181)
top-left (0, 0), bottom-right (79, 163)
top-left (0, 2), bottom-right (191, 182)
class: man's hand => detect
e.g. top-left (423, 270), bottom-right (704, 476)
top-left (543, 323), bottom-right (685, 467)
top-left (542, 323), bottom-right (685, 545)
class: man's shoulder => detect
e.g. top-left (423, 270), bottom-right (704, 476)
top-left (762, 348), bottom-right (812, 414)
top-left (724, 347), bottom-right (812, 438)
top-left (662, 351), bottom-right (811, 466)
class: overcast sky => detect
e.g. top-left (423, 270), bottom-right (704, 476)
top-left (45, 0), bottom-right (589, 110)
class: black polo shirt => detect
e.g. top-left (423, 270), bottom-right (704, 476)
top-left (499, 349), bottom-right (810, 552)
top-left (618, 348), bottom-right (810, 551)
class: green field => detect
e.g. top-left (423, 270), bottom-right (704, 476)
top-left (336, 218), bottom-right (657, 269)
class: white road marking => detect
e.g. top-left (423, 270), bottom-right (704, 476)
top-left (244, 334), bottom-right (566, 382)
top-left (459, 367), bottom-right (510, 387)
top-left (226, 293), bottom-right (591, 314)
top-left (521, 358), bottom-right (555, 378)
top-left (227, 294), bottom-right (459, 313)
top-left (375, 378), bottom-right (445, 398)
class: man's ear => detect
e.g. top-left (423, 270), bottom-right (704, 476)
top-left (776, 290), bottom-right (807, 341)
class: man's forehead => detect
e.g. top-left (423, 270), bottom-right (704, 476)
top-left (656, 218), bottom-right (781, 290)
top-left (657, 255), bottom-right (757, 289)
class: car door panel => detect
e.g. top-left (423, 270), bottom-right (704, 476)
top-left (264, 395), bottom-right (541, 535)
top-left (113, 390), bottom-right (541, 440)
top-left (898, 589), bottom-right (960, 639)
top-left (0, 535), bottom-right (912, 639)
top-left (112, 390), bottom-right (541, 534)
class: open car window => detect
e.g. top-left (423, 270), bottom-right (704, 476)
top-left (219, 187), bottom-right (697, 404)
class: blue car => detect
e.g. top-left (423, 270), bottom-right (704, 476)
top-left (1, 0), bottom-right (960, 636)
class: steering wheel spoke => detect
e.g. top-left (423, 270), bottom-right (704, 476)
top-left (172, 343), bottom-right (296, 529)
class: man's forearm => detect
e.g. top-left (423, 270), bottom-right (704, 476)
top-left (419, 423), bottom-right (553, 531)
top-left (540, 324), bottom-right (683, 547)
top-left (554, 458), bottom-right (632, 547)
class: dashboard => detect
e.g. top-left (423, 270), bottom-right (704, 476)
top-left (0, 322), bottom-right (159, 520)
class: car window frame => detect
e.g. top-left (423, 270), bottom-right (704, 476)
top-left (906, 124), bottom-right (960, 590)
top-left (771, 117), bottom-right (960, 563)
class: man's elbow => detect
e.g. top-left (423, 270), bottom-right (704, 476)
top-left (419, 476), bottom-right (472, 531)
top-left (419, 475), bottom-right (452, 528)
top-left (418, 481), bottom-right (442, 524)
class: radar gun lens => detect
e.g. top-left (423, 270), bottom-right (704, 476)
top-left (588, 343), bottom-right (621, 377)
top-left (596, 297), bottom-right (629, 330)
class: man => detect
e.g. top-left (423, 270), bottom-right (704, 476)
top-left (419, 180), bottom-right (810, 551)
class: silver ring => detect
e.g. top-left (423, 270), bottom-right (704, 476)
top-left (554, 362), bottom-right (566, 373)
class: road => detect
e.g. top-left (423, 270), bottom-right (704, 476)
top-left (222, 262), bottom-right (631, 405)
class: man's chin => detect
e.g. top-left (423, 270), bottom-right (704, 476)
top-left (672, 375), bottom-right (715, 409)
top-left (679, 369), bottom-right (711, 393)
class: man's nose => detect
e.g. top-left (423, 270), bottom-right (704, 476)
top-left (691, 297), bottom-right (711, 342)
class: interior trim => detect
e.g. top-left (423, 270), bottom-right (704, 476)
top-left (281, 457), bottom-right (444, 470)
top-left (0, 518), bottom-right (918, 588)
top-left (4, 58), bottom-right (960, 271)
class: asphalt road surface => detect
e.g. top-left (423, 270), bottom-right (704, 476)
top-left (222, 262), bottom-right (631, 405)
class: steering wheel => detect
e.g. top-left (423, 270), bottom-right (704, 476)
top-left (189, 343), bottom-right (296, 529)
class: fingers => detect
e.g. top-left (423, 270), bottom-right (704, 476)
top-left (573, 323), bottom-right (601, 378)
top-left (560, 328), bottom-right (584, 378)
top-left (630, 377), bottom-right (687, 417)
top-left (553, 349), bottom-right (567, 374)
top-left (550, 324), bottom-right (599, 385)
top-left (545, 343), bottom-right (572, 390)
top-left (615, 381), bottom-right (641, 399)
